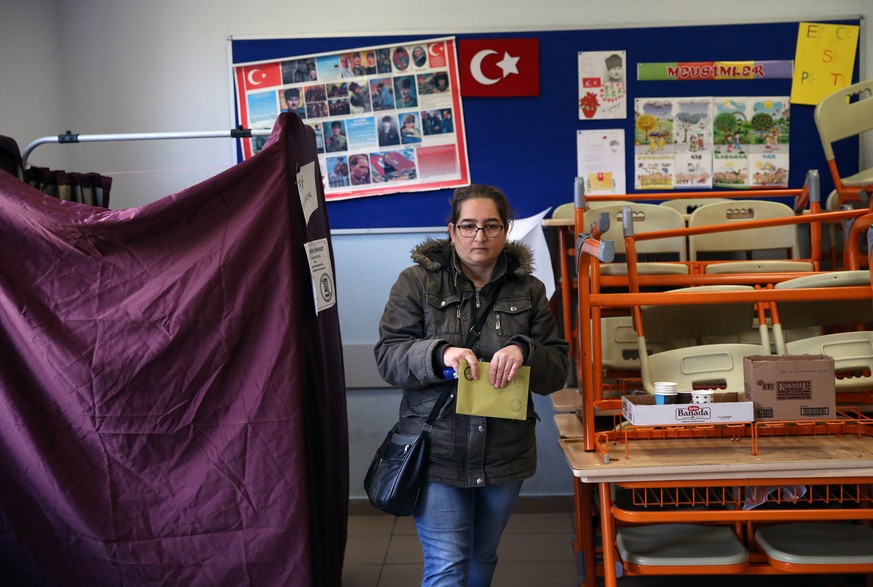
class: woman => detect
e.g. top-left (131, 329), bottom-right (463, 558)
top-left (374, 184), bottom-right (569, 586)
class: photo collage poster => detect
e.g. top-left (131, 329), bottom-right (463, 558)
top-left (233, 37), bottom-right (470, 201)
top-left (633, 96), bottom-right (790, 190)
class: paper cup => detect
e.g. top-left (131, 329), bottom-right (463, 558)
top-left (676, 392), bottom-right (693, 404)
top-left (691, 390), bottom-right (715, 404)
top-left (655, 391), bottom-right (678, 405)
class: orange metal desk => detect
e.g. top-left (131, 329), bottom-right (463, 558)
top-left (560, 431), bottom-right (873, 586)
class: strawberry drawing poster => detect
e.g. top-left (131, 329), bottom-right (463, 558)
top-left (578, 51), bottom-right (627, 120)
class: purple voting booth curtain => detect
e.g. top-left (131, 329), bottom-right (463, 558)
top-left (0, 113), bottom-right (348, 586)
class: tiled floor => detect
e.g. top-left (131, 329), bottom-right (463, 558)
top-left (343, 507), bottom-right (871, 586)
top-left (343, 509), bottom-right (579, 587)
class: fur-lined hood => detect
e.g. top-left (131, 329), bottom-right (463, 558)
top-left (410, 238), bottom-right (534, 278)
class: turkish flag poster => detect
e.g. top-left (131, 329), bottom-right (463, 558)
top-left (240, 63), bottom-right (283, 92)
top-left (458, 38), bottom-right (540, 97)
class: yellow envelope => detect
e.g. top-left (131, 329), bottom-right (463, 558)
top-left (455, 360), bottom-right (530, 421)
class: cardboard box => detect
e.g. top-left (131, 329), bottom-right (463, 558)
top-left (743, 355), bottom-right (835, 421)
top-left (621, 392), bottom-right (754, 426)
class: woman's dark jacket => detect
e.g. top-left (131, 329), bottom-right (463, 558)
top-left (374, 238), bottom-right (569, 488)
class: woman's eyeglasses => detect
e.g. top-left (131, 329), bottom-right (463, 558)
top-left (455, 223), bottom-right (504, 238)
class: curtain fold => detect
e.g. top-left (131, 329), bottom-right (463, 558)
top-left (24, 167), bottom-right (112, 208)
top-left (0, 136), bottom-right (24, 180)
top-left (0, 113), bottom-right (347, 586)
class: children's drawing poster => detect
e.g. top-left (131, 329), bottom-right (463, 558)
top-left (634, 96), bottom-right (789, 190)
top-left (578, 51), bottom-right (627, 120)
top-left (712, 97), bottom-right (790, 188)
top-left (577, 129), bottom-right (626, 195)
top-left (634, 98), bottom-right (712, 189)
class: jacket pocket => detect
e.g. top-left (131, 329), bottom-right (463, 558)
top-left (490, 296), bottom-right (532, 338)
top-left (425, 292), bottom-right (462, 336)
top-left (489, 416), bottom-right (536, 463)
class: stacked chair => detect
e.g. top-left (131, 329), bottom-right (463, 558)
top-left (635, 284), bottom-right (769, 394)
top-left (771, 270), bottom-right (873, 406)
top-left (659, 196), bottom-right (730, 216)
top-left (814, 79), bottom-right (873, 270)
top-left (565, 147), bottom-right (873, 582)
top-left (814, 79), bottom-right (873, 208)
top-left (583, 203), bottom-right (688, 402)
top-left (687, 199), bottom-right (815, 274)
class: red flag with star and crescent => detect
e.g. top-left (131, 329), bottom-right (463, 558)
top-left (458, 38), bottom-right (540, 97)
top-left (240, 63), bottom-right (283, 92)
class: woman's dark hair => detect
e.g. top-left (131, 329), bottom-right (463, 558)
top-left (448, 184), bottom-right (515, 226)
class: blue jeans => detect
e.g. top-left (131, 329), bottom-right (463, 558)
top-left (413, 480), bottom-right (523, 587)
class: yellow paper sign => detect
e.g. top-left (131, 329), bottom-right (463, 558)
top-left (791, 22), bottom-right (859, 105)
top-left (587, 171), bottom-right (614, 192)
top-left (455, 360), bottom-right (530, 421)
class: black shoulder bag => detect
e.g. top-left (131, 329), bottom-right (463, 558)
top-left (364, 282), bottom-right (503, 516)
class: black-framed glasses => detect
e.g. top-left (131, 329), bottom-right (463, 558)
top-left (455, 223), bottom-right (505, 238)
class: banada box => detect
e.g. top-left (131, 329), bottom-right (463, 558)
top-left (743, 354), bottom-right (835, 421)
top-left (622, 392), bottom-right (754, 426)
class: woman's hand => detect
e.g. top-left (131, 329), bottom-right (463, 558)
top-left (489, 344), bottom-right (524, 388)
top-left (443, 346), bottom-right (480, 380)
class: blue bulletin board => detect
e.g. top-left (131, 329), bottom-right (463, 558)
top-left (230, 18), bottom-right (861, 230)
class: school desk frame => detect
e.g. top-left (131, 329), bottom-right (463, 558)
top-left (558, 175), bottom-right (873, 584)
top-left (560, 430), bottom-right (873, 585)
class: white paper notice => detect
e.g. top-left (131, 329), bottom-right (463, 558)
top-left (297, 161), bottom-right (318, 226)
top-left (305, 238), bottom-right (337, 314)
top-left (576, 130), bottom-right (626, 195)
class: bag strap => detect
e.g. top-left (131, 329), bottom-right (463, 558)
top-left (424, 385), bottom-right (452, 429)
top-left (425, 280), bottom-right (505, 429)
top-left (463, 280), bottom-right (504, 349)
